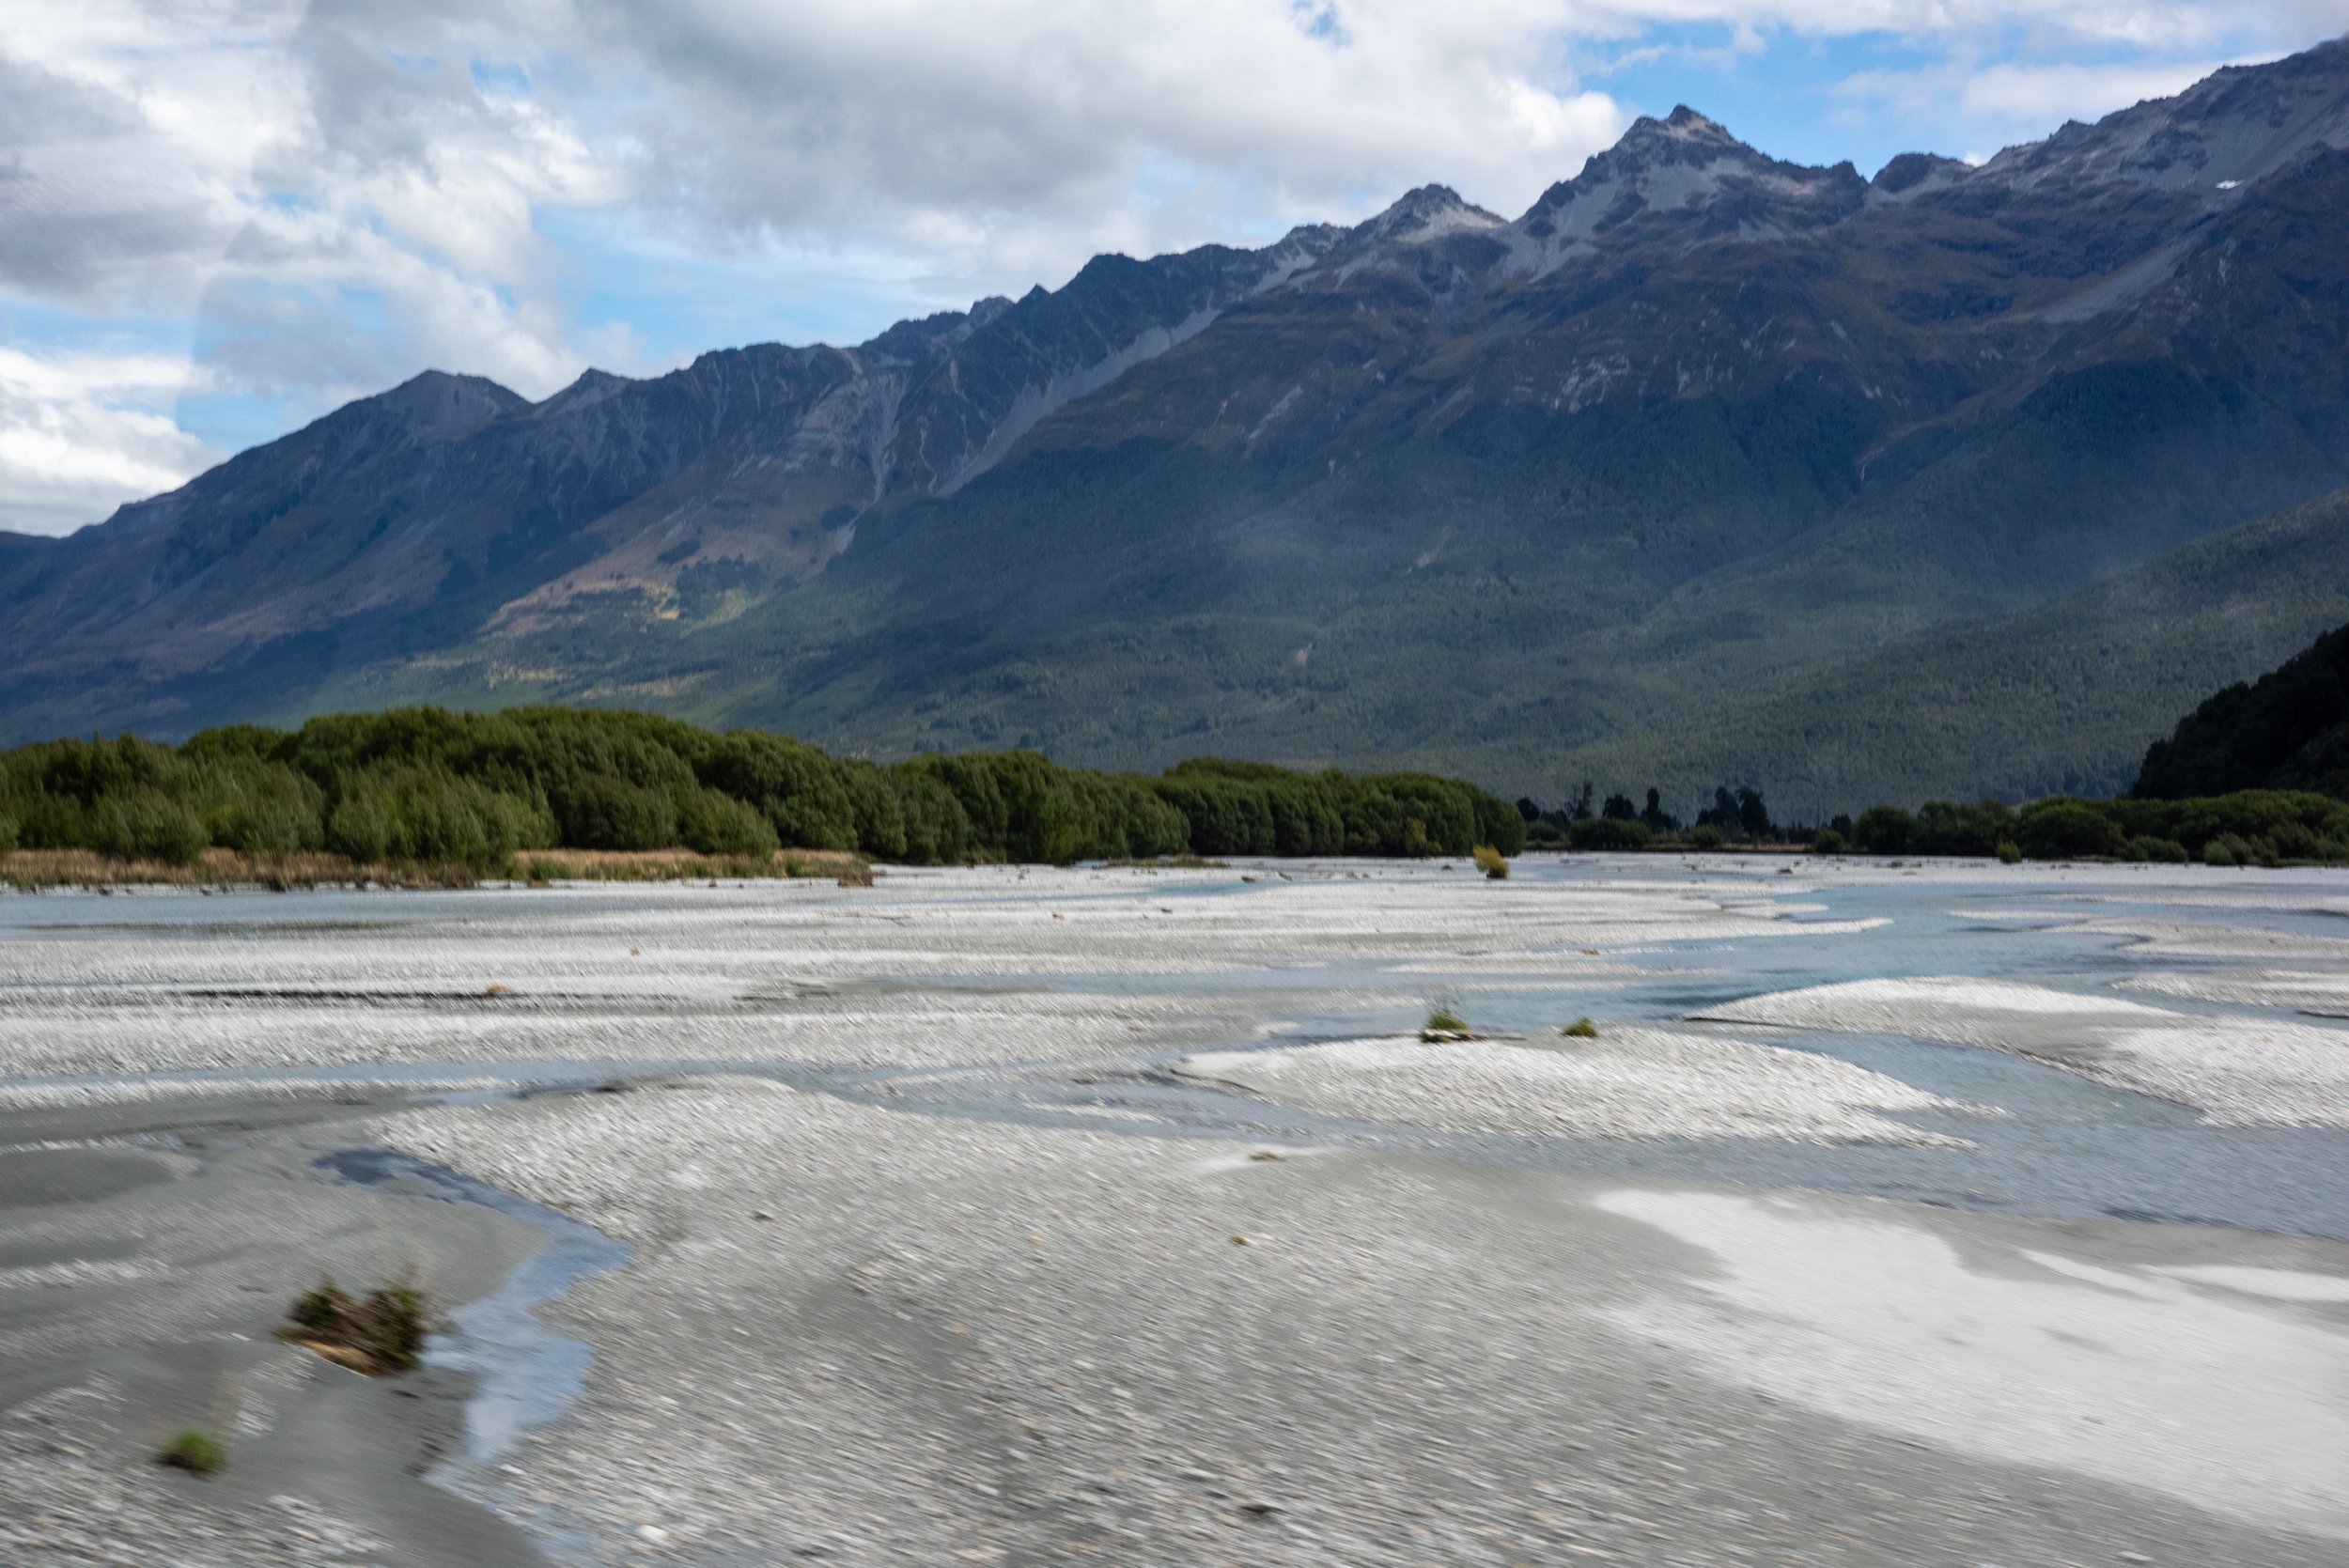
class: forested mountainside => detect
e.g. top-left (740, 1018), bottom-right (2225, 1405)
top-left (7, 40), bottom-right (2349, 807)
top-left (2134, 615), bottom-right (2349, 801)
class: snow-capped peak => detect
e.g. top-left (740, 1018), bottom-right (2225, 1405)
top-left (1356, 184), bottom-right (1507, 246)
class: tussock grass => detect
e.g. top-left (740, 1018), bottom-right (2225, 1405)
top-left (1422, 998), bottom-right (1472, 1040)
top-left (158, 1430), bottom-right (226, 1475)
top-left (280, 1280), bottom-right (435, 1375)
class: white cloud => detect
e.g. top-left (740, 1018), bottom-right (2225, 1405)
top-left (0, 346), bottom-right (222, 536)
top-left (0, 0), bottom-right (2343, 533)
top-left (1955, 56), bottom-right (2280, 121)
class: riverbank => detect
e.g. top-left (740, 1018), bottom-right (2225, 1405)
top-left (0, 1093), bottom-right (549, 1568)
top-left (380, 1074), bottom-right (2349, 1564)
top-left (0, 845), bottom-right (872, 892)
top-left (4, 859), bottom-right (2347, 1565)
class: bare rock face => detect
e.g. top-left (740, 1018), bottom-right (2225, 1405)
top-left (4, 39), bottom-right (2349, 799)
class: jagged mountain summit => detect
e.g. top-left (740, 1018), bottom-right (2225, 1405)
top-left (7, 38), bottom-right (2349, 806)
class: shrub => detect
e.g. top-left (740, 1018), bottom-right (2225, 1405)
top-left (1911, 799), bottom-right (2015, 857)
top-left (211, 787), bottom-right (324, 856)
top-left (0, 811), bottom-right (16, 854)
top-left (1471, 844), bottom-right (1509, 879)
top-left (554, 774), bottom-right (677, 850)
top-left (159, 1430), bottom-right (226, 1475)
top-left (2267, 820), bottom-right (2326, 861)
top-left (282, 1279), bottom-right (435, 1374)
top-left (1422, 1002), bottom-right (1470, 1039)
top-left (1812, 829), bottom-right (1846, 856)
top-left (1686, 823), bottom-right (1722, 849)
top-left (326, 768), bottom-right (551, 871)
top-left (2126, 836), bottom-right (2189, 864)
top-left (1996, 839), bottom-right (2023, 864)
top-left (93, 792), bottom-right (208, 864)
top-left (1561, 1017), bottom-right (1598, 1038)
top-left (889, 767), bottom-right (976, 864)
top-left (1571, 816), bottom-right (1653, 851)
top-left (700, 731), bottom-right (862, 851)
top-left (677, 787), bottom-right (778, 858)
top-left (2018, 800), bottom-right (2126, 861)
top-left (1851, 805), bottom-right (1914, 855)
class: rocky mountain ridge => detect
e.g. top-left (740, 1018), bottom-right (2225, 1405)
top-left (5, 38), bottom-right (2349, 803)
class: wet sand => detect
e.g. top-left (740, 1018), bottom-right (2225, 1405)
top-left (0, 1094), bottom-right (547, 1568)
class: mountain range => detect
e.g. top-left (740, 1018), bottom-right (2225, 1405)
top-left (8, 39), bottom-right (2349, 810)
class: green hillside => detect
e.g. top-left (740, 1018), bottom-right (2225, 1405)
top-left (2134, 614), bottom-right (2349, 800)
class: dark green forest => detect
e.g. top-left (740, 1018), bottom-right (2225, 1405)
top-left (1509, 779), bottom-right (2349, 866)
top-left (2133, 619), bottom-right (2349, 800)
top-left (0, 706), bottom-right (1527, 874)
top-left (12, 639), bottom-right (2349, 881)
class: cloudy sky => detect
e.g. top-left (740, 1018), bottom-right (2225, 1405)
top-left (2, 0), bottom-right (2344, 536)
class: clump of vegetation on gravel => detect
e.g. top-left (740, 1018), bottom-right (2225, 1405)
top-left (1561, 1017), bottom-right (1599, 1039)
top-left (157, 1429), bottom-right (226, 1475)
top-left (280, 1279), bottom-right (436, 1375)
top-left (1422, 1001), bottom-right (1472, 1041)
top-left (1471, 844), bottom-right (1510, 878)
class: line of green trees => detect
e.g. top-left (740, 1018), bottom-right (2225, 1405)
top-left (1520, 777), bottom-right (2349, 865)
top-left (0, 707), bottom-right (1526, 873)
top-left (1518, 783), bottom-right (1769, 852)
top-left (1827, 791), bottom-right (2349, 865)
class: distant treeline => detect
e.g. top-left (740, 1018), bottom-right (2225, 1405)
top-left (1830, 791), bottom-right (2349, 865)
top-left (1518, 781), bottom-right (2349, 865)
top-left (0, 707), bottom-right (1526, 873)
top-left (1518, 783), bottom-right (1768, 851)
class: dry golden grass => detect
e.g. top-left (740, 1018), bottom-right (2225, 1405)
top-left (0, 845), bottom-right (878, 891)
top-left (511, 847), bottom-right (874, 884)
top-left (0, 847), bottom-right (474, 891)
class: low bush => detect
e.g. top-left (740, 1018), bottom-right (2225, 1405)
top-left (158, 1430), bottom-right (226, 1475)
top-left (282, 1279), bottom-right (435, 1374)
top-left (1471, 844), bottom-right (1509, 878)
top-left (1422, 1001), bottom-right (1470, 1039)
top-left (1561, 1017), bottom-right (1598, 1038)
top-left (1571, 816), bottom-right (1653, 851)
top-left (1851, 805), bottom-right (1913, 855)
top-left (677, 786), bottom-right (779, 858)
top-left (1811, 829), bottom-right (1846, 856)
top-left (2018, 800), bottom-right (2127, 861)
